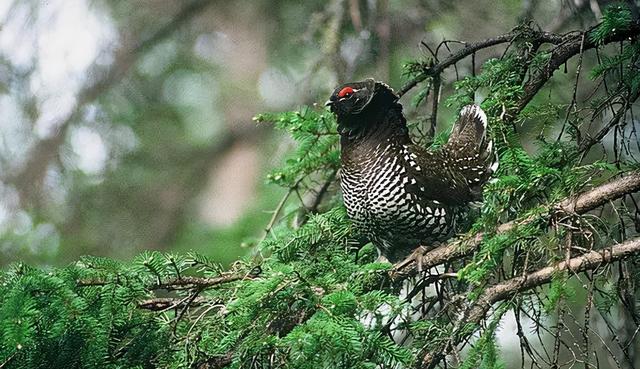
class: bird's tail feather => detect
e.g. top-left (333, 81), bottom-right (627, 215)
top-left (444, 104), bottom-right (498, 200)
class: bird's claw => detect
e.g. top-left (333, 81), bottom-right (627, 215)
top-left (393, 245), bottom-right (428, 274)
top-left (412, 245), bottom-right (428, 273)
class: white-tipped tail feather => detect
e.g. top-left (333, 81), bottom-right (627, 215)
top-left (459, 104), bottom-right (488, 131)
top-left (445, 104), bottom-right (498, 199)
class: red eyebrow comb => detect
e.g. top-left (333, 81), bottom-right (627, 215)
top-left (338, 87), bottom-right (354, 98)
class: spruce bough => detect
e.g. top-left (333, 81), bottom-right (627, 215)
top-left (3, 6), bottom-right (640, 369)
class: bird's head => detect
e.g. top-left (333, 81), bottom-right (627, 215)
top-left (326, 78), bottom-right (399, 134)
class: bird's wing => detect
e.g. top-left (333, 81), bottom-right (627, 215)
top-left (406, 105), bottom-right (498, 205)
top-left (404, 144), bottom-right (475, 206)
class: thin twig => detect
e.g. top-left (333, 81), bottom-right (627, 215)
top-left (138, 296), bottom-right (207, 311)
top-left (579, 88), bottom-right (640, 154)
top-left (557, 32), bottom-right (587, 142)
top-left (428, 75), bottom-right (440, 138)
top-left (261, 177), bottom-right (304, 242)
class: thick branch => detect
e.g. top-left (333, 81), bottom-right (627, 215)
top-left (418, 236), bottom-right (640, 369)
top-left (475, 237), bottom-right (640, 317)
top-left (393, 170), bottom-right (640, 279)
top-left (559, 170), bottom-right (640, 213)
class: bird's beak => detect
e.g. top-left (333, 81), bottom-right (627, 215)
top-left (325, 100), bottom-right (333, 107)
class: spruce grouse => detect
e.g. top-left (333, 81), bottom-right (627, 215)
top-left (326, 78), bottom-right (497, 262)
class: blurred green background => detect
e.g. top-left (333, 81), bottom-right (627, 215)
top-left (0, 0), bottom-right (603, 268)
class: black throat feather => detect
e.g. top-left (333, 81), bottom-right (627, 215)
top-left (337, 86), bottom-right (407, 144)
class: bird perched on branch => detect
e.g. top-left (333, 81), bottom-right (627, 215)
top-left (326, 78), bottom-right (498, 262)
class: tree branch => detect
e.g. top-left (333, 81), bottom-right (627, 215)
top-left (418, 236), bottom-right (640, 369)
top-left (78, 269), bottom-right (258, 291)
top-left (516, 23), bottom-right (640, 115)
top-left (180, 176), bottom-right (630, 367)
top-left (398, 27), bottom-right (566, 98)
top-left (198, 171), bottom-right (640, 368)
top-left (393, 170), bottom-right (640, 280)
top-left (398, 31), bottom-right (518, 97)
top-left (192, 16), bottom-right (640, 369)
top-left (578, 88), bottom-right (640, 153)
top-left (138, 296), bottom-right (206, 311)
top-left (559, 170), bottom-right (640, 213)
top-left (151, 273), bottom-right (253, 291)
top-left (398, 22), bottom-right (640, 125)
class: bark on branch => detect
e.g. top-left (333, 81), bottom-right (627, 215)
top-left (418, 236), bottom-right (640, 369)
top-left (393, 170), bottom-right (640, 280)
top-left (138, 296), bottom-right (207, 311)
top-left (77, 269), bottom-right (257, 291)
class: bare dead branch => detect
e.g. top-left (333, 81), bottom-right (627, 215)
top-left (398, 32), bottom-right (518, 97)
top-left (398, 22), bottom-right (640, 128)
top-left (578, 88), bottom-right (640, 153)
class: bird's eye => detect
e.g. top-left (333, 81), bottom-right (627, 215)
top-left (338, 87), bottom-right (355, 98)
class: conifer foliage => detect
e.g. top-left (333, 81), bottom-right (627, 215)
top-left (2, 4), bottom-right (640, 369)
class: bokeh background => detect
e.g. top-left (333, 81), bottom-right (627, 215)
top-left (0, 0), bottom-right (606, 268)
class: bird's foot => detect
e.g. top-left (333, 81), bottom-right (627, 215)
top-left (412, 245), bottom-right (428, 273)
top-left (393, 245), bottom-right (428, 274)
